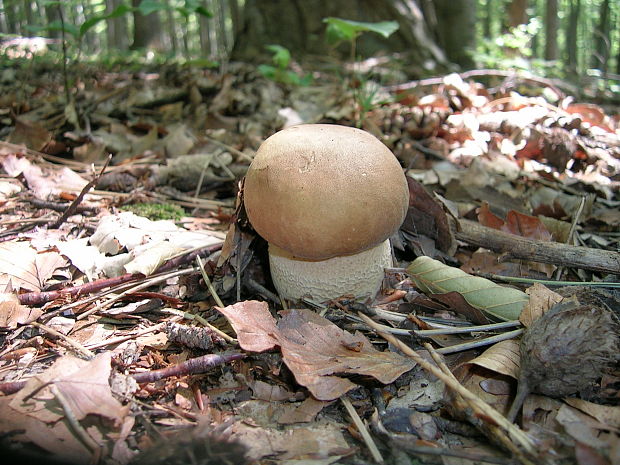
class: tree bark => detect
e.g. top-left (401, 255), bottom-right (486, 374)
top-left (508, 0), bottom-right (528, 29)
top-left (592, 0), bottom-right (610, 72)
top-left (130, 0), bottom-right (162, 50)
top-left (434, 0), bottom-right (476, 68)
top-left (230, 0), bottom-right (446, 73)
top-left (566, 0), bottom-right (580, 73)
top-left (544, 0), bottom-right (558, 61)
top-left (105, 0), bottom-right (128, 50)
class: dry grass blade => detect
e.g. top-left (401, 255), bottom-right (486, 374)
top-left (358, 313), bottom-right (547, 465)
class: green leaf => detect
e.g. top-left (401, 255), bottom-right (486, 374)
top-left (323, 17), bottom-right (399, 44)
top-left (137, 0), bottom-right (167, 16)
top-left (45, 20), bottom-right (80, 38)
top-left (407, 256), bottom-right (528, 321)
top-left (265, 44), bottom-right (291, 69)
top-left (80, 4), bottom-right (134, 37)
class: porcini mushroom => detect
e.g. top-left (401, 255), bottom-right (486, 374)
top-left (244, 124), bottom-right (409, 302)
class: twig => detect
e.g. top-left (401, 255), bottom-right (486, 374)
top-left (196, 257), bottom-right (224, 307)
top-left (457, 219), bottom-right (620, 274)
top-left (30, 322), bottom-right (95, 359)
top-left (50, 154), bottom-right (111, 229)
top-left (203, 134), bottom-right (254, 163)
top-left (131, 353), bottom-right (245, 383)
top-left (20, 273), bottom-right (138, 307)
top-left (358, 313), bottom-right (543, 465)
top-left (436, 329), bottom-right (523, 355)
top-left (341, 396), bottom-right (384, 464)
top-left (245, 277), bottom-right (281, 305)
top-left (51, 384), bottom-right (101, 455)
top-left (85, 322), bottom-right (167, 350)
top-left (76, 267), bottom-right (198, 320)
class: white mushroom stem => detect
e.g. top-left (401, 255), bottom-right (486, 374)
top-left (268, 239), bottom-right (393, 302)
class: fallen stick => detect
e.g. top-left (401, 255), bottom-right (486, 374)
top-left (456, 219), bottom-right (620, 275)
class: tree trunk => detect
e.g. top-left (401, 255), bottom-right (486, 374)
top-left (199, 0), bottom-right (211, 56)
top-left (230, 0), bottom-right (446, 74)
top-left (44, 1), bottom-right (60, 38)
top-left (130, 0), bottom-right (162, 50)
top-left (508, 0), bottom-right (528, 29)
top-left (165, 0), bottom-right (178, 55)
top-left (592, 0), bottom-right (610, 72)
top-left (544, 0), bottom-right (559, 61)
top-left (483, 0), bottom-right (492, 39)
top-left (106, 0), bottom-right (128, 50)
top-left (566, 0), bottom-right (580, 73)
top-left (23, 0), bottom-right (34, 29)
top-left (4, 0), bottom-right (21, 34)
top-left (434, 0), bottom-right (476, 68)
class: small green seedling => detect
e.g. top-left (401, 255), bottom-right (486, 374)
top-left (258, 44), bottom-right (312, 86)
top-left (322, 18), bottom-right (399, 127)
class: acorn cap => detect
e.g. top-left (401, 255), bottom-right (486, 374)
top-left (244, 124), bottom-right (409, 260)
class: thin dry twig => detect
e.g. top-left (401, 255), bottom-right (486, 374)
top-left (30, 322), bottom-right (95, 359)
top-left (50, 384), bottom-right (101, 455)
top-left (131, 352), bottom-right (245, 383)
top-left (358, 313), bottom-right (544, 465)
top-left (341, 396), bottom-right (384, 464)
top-left (50, 154), bottom-right (111, 229)
top-left (77, 267), bottom-right (198, 320)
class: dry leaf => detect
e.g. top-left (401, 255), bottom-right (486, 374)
top-left (564, 398), bottom-right (620, 430)
top-left (217, 301), bottom-right (415, 400)
top-left (466, 339), bottom-right (521, 379)
top-left (0, 293), bottom-right (43, 328)
top-left (0, 242), bottom-right (67, 292)
top-left (10, 352), bottom-right (126, 424)
top-left (520, 283), bottom-right (563, 327)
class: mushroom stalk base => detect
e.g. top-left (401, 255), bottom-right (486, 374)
top-left (268, 240), bottom-right (393, 302)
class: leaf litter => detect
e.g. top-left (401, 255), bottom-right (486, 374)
top-left (0, 62), bottom-right (618, 464)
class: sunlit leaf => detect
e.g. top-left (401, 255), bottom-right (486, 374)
top-left (407, 256), bottom-right (528, 321)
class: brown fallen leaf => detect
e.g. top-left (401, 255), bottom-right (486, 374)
top-left (217, 301), bottom-right (415, 400)
top-left (520, 283), bottom-right (563, 327)
top-left (0, 242), bottom-right (67, 292)
top-left (466, 339), bottom-right (521, 380)
top-left (0, 293), bottom-right (43, 328)
top-left (9, 352), bottom-right (126, 424)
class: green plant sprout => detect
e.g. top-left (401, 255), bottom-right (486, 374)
top-left (258, 44), bottom-right (312, 86)
top-left (322, 17), bottom-right (399, 127)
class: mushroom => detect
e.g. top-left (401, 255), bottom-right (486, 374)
top-left (243, 124), bottom-right (409, 302)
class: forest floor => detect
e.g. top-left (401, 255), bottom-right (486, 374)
top-left (0, 57), bottom-right (619, 465)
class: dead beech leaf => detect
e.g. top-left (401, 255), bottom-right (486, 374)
top-left (564, 398), bottom-right (620, 429)
top-left (0, 242), bottom-right (67, 292)
top-left (478, 203), bottom-right (553, 241)
top-left (10, 352), bottom-right (126, 424)
top-left (217, 301), bottom-right (415, 400)
top-left (1, 153), bottom-right (88, 199)
top-left (0, 396), bottom-right (91, 463)
top-left (465, 339), bottom-right (521, 379)
top-left (520, 283), bottom-right (563, 327)
top-left (407, 256), bottom-right (528, 321)
top-left (0, 293), bottom-right (43, 328)
top-left (7, 118), bottom-right (52, 150)
top-left (277, 397), bottom-right (330, 424)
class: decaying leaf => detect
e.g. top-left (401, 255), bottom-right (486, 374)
top-left (0, 293), bottom-right (43, 328)
top-left (407, 256), bottom-right (528, 321)
top-left (217, 301), bottom-right (415, 400)
top-left (0, 241), bottom-right (67, 292)
top-left (465, 339), bottom-right (521, 379)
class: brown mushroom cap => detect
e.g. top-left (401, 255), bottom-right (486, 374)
top-left (244, 124), bottom-right (409, 260)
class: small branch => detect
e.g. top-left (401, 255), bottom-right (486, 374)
top-left (341, 396), bottom-right (384, 464)
top-left (19, 273), bottom-right (138, 306)
top-left (457, 219), bottom-right (620, 274)
top-left (50, 155), bottom-right (111, 229)
top-left (359, 313), bottom-right (544, 465)
top-left (131, 353), bottom-right (245, 383)
top-left (30, 322), bottom-right (95, 359)
top-left (51, 384), bottom-right (101, 455)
